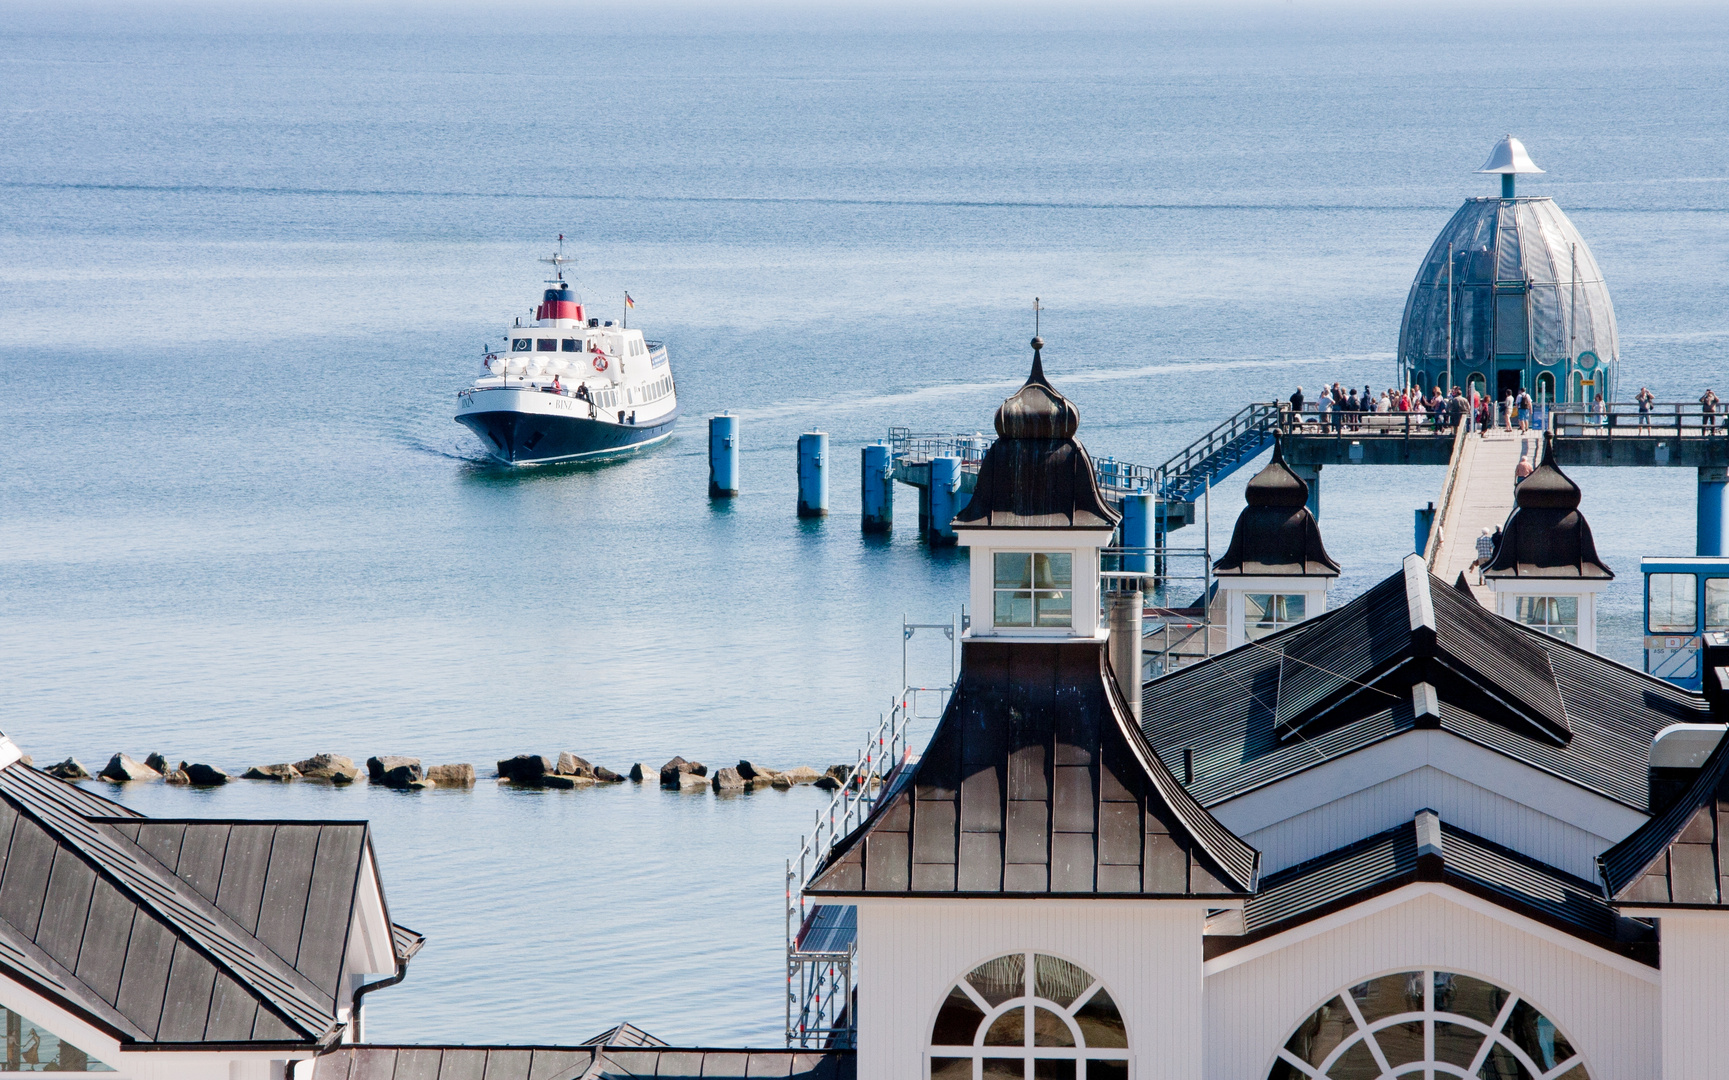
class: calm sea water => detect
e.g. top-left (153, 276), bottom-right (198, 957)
top-left (2, 0), bottom-right (1726, 1045)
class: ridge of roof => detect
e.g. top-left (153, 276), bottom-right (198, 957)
top-left (311, 1045), bottom-right (855, 1080)
top-left (806, 638), bottom-right (1256, 898)
top-left (1212, 812), bottom-right (1652, 964)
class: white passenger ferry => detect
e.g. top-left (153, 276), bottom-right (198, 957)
top-left (455, 246), bottom-right (678, 465)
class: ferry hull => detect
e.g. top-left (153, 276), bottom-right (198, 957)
top-left (456, 399), bottom-right (678, 465)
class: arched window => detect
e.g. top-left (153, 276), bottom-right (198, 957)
top-left (1268, 970), bottom-right (1589, 1079)
top-left (1468, 372), bottom-right (1487, 398)
top-left (1535, 372), bottom-right (1555, 404)
top-left (929, 952), bottom-right (1128, 1080)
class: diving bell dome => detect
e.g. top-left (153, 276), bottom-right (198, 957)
top-left (1397, 138), bottom-right (1618, 405)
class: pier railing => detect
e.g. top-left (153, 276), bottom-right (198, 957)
top-left (1549, 401), bottom-right (1726, 437)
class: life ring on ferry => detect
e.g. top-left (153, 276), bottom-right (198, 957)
top-left (591, 354), bottom-right (609, 372)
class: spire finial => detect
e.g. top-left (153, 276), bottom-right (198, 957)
top-left (1030, 297), bottom-right (1045, 378)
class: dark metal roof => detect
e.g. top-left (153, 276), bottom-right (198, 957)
top-left (1601, 731), bottom-right (1729, 904)
top-left (1212, 439), bottom-right (1339, 578)
top-left (312, 1046), bottom-right (855, 1080)
top-left (0, 760), bottom-right (411, 1048)
top-left (1212, 811), bottom-right (1655, 965)
top-left (806, 639), bottom-right (1258, 898)
top-left (1484, 443), bottom-right (1613, 580)
top-left (951, 345), bottom-right (1119, 531)
top-left (1141, 557), bottom-right (1711, 812)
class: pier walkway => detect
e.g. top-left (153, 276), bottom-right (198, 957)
top-left (1427, 428), bottom-right (1542, 605)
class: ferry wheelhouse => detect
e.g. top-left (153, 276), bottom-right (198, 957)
top-left (455, 247), bottom-right (678, 464)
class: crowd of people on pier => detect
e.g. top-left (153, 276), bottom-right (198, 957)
top-left (1284, 382), bottom-right (1561, 436)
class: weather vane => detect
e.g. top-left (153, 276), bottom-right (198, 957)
top-left (1034, 297), bottom-right (1041, 336)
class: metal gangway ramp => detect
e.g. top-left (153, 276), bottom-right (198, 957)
top-left (1427, 426), bottom-right (1543, 605)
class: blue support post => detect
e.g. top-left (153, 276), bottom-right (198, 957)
top-left (1415, 503), bottom-right (1436, 556)
top-left (861, 443), bottom-right (892, 533)
top-left (797, 432), bottom-right (829, 518)
top-left (1700, 467), bottom-right (1728, 557)
top-left (708, 414), bottom-right (739, 497)
top-left (927, 456), bottom-right (962, 547)
top-left (1291, 464), bottom-right (1321, 521)
top-left (1121, 491), bottom-right (1154, 575)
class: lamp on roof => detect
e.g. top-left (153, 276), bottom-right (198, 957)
top-left (1478, 134), bottom-right (1544, 199)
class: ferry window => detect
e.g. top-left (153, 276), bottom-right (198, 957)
top-left (930, 953), bottom-right (1127, 1080)
top-left (1649, 574), bottom-right (1698, 633)
top-left (512, 338), bottom-right (531, 352)
top-left (1515, 595), bottom-right (1579, 644)
top-left (1707, 579), bottom-right (1729, 631)
top-left (536, 339), bottom-right (557, 352)
top-left (1246, 594), bottom-right (1305, 640)
top-left (562, 339), bottom-right (579, 352)
top-left (994, 552), bottom-right (1072, 628)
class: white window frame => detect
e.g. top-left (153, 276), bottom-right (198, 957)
top-left (1267, 969), bottom-right (1590, 1080)
top-left (927, 951), bottom-right (1130, 1080)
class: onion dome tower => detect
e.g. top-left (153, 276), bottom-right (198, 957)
top-left (1212, 438), bottom-right (1340, 648)
top-left (1482, 438), bottom-right (1613, 652)
top-left (805, 341), bottom-right (1257, 1080)
top-left (1397, 136), bottom-right (1618, 408)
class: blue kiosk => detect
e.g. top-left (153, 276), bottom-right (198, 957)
top-left (1644, 556), bottom-right (1729, 689)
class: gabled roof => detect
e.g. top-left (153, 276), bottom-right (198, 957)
top-left (951, 345), bottom-right (1119, 531)
top-left (1484, 442), bottom-right (1612, 581)
top-left (1210, 810), bottom-right (1655, 965)
top-left (580, 1021), bottom-right (668, 1048)
top-left (1141, 555), bottom-right (1710, 812)
top-left (1213, 439), bottom-right (1339, 578)
top-left (806, 639), bottom-right (1258, 898)
top-left (312, 1045), bottom-right (854, 1080)
top-left (1601, 730), bottom-right (1729, 905)
top-left (0, 747), bottom-right (418, 1048)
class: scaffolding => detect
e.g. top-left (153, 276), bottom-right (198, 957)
top-left (784, 616), bottom-right (958, 1049)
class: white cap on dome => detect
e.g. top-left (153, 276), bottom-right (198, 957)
top-left (1478, 135), bottom-right (1544, 175)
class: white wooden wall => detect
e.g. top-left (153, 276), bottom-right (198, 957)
top-left (1202, 886), bottom-right (1659, 1080)
top-left (1652, 911), bottom-right (1729, 1079)
top-left (1241, 764), bottom-right (1613, 879)
top-left (856, 898), bottom-right (1211, 1080)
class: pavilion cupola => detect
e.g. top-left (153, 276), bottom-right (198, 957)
top-left (1482, 438), bottom-right (1612, 651)
top-left (952, 337), bottom-right (1121, 641)
top-left (1211, 437), bottom-right (1340, 649)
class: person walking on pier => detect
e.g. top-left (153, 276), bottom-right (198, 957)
top-left (1515, 454), bottom-right (1534, 485)
top-left (1637, 387), bottom-right (1655, 431)
top-left (1289, 385), bottom-right (1305, 431)
top-left (1502, 389), bottom-right (1515, 431)
top-left (1472, 526), bottom-right (1497, 584)
top-left (1702, 388), bottom-right (1720, 435)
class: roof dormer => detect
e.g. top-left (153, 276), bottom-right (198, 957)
top-left (953, 338), bottom-right (1121, 641)
top-left (1211, 437), bottom-right (1340, 649)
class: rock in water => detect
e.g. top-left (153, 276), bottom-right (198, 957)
top-left (675, 771), bottom-right (710, 792)
top-left (736, 760), bottom-right (781, 781)
top-left (144, 752), bottom-right (170, 773)
top-left (47, 757), bottom-right (90, 781)
top-left (369, 756), bottom-right (423, 783)
top-left (184, 763), bottom-right (230, 786)
top-left (99, 753), bottom-right (162, 782)
top-left (593, 765), bottom-right (624, 783)
top-left (712, 767), bottom-right (747, 792)
top-left (242, 763), bottom-right (299, 782)
top-left (373, 760), bottom-right (425, 789)
top-left (164, 767), bottom-right (191, 784)
top-left (659, 756), bottom-right (708, 787)
top-left (779, 765), bottom-right (823, 785)
top-left (555, 752), bottom-right (596, 778)
top-left (542, 773), bottom-right (597, 790)
top-left (496, 754), bottom-right (552, 784)
top-left (294, 754), bottom-right (357, 780)
top-left (813, 775), bottom-right (841, 790)
top-left (426, 764), bottom-right (475, 786)
top-left (628, 763), bottom-right (655, 782)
